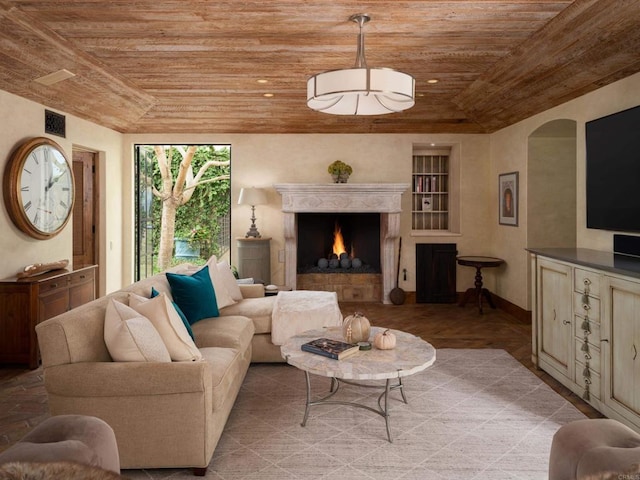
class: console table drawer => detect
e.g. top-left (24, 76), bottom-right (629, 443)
top-left (576, 358), bottom-right (601, 401)
top-left (71, 270), bottom-right (93, 285)
top-left (573, 292), bottom-right (600, 322)
top-left (574, 268), bottom-right (601, 298)
top-left (39, 276), bottom-right (70, 294)
top-left (575, 338), bottom-right (601, 372)
top-left (574, 317), bottom-right (601, 346)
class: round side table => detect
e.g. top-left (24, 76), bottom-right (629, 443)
top-left (457, 256), bottom-right (505, 314)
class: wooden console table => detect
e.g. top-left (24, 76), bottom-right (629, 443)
top-left (0, 265), bottom-right (97, 368)
top-left (457, 256), bottom-right (505, 314)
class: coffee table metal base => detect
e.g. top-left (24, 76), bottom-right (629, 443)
top-left (301, 370), bottom-right (407, 442)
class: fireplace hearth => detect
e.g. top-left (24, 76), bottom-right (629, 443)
top-left (275, 183), bottom-right (409, 303)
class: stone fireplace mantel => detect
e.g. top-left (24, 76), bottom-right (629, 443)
top-left (274, 183), bottom-right (409, 303)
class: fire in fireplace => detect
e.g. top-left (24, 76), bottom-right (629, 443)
top-left (297, 213), bottom-right (381, 274)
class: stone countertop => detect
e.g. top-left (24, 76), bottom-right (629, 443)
top-left (527, 247), bottom-right (640, 280)
top-left (280, 326), bottom-right (436, 381)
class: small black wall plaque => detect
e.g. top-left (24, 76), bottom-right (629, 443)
top-left (44, 109), bottom-right (66, 138)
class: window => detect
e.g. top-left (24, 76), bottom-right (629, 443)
top-left (134, 144), bottom-right (231, 280)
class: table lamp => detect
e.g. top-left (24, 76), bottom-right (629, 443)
top-left (238, 187), bottom-right (268, 238)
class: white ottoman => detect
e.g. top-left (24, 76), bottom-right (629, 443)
top-left (271, 290), bottom-right (343, 346)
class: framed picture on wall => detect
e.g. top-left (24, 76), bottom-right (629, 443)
top-left (499, 171), bottom-right (518, 226)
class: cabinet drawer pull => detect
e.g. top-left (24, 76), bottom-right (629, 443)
top-left (582, 303), bottom-right (591, 311)
top-left (583, 278), bottom-right (592, 286)
top-left (634, 344), bottom-right (638, 361)
top-left (562, 319), bottom-right (571, 325)
top-left (49, 283), bottom-right (58, 289)
top-left (79, 275), bottom-right (86, 279)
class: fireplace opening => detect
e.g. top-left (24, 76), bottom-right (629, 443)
top-left (297, 213), bottom-right (381, 273)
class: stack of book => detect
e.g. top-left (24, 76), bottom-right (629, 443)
top-left (301, 338), bottom-right (359, 360)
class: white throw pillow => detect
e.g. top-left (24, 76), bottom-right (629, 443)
top-left (217, 259), bottom-right (243, 301)
top-left (129, 292), bottom-right (202, 362)
top-left (104, 299), bottom-right (171, 363)
top-left (205, 255), bottom-right (236, 309)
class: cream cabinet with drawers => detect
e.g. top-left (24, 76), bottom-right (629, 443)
top-left (530, 248), bottom-right (640, 432)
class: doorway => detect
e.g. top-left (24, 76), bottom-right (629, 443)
top-left (72, 149), bottom-right (99, 293)
top-left (527, 119), bottom-right (577, 249)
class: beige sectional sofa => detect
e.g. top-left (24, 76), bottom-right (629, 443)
top-left (35, 265), bottom-right (284, 475)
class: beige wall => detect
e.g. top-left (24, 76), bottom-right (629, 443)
top-left (0, 90), bottom-right (124, 294)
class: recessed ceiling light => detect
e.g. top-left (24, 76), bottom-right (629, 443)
top-left (257, 79), bottom-right (268, 84)
top-left (427, 79), bottom-right (439, 84)
top-left (263, 93), bottom-right (274, 98)
top-left (34, 69), bottom-right (76, 86)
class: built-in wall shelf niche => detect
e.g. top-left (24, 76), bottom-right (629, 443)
top-left (412, 148), bottom-right (450, 231)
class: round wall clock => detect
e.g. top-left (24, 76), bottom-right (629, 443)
top-left (3, 137), bottom-right (75, 240)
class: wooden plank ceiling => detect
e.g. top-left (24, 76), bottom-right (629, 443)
top-left (0, 0), bottom-right (638, 134)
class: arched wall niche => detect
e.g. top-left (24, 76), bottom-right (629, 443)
top-left (527, 119), bottom-right (577, 250)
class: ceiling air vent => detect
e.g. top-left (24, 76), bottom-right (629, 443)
top-left (45, 110), bottom-right (66, 138)
top-left (34, 69), bottom-right (76, 86)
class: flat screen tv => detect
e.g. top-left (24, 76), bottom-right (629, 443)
top-left (586, 104), bottom-right (640, 232)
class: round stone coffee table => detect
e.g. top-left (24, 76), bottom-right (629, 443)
top-left (281, 326), bottom-right (436, 442)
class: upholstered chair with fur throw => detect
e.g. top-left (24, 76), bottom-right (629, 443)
top-left (0, 414), bottom-right (120, 476)
top-left (549, 418), bottom-right (640, 479)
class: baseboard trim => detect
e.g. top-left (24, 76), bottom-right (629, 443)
top-left (493, 295), bottom-right (531, 324)
top-left (404, 291), bottom-right (531, 324)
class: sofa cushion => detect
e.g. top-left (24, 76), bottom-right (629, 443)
top-left (104, 299), bottom-right (171, 363)
top-left (129, 292), bottom-right (202, 362)
top-left (166, 265), bottom-right (219, 324)
top-left (219, 296), bottom-right (276, 334)
top-left (216, 259), bottom-right (243, 301)
top-left (199, 347), bottom-right (246, 411)
top-left (191, 315), bottom-right (255, 352)
top-left (150, 287), bottom-right (194, 340)
top-left (204, 256), bottom-right (236, 309)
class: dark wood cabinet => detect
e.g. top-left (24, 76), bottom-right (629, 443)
top-left (416, 243), bottom-right (457, 303)
top-left (0, 265), bottom-right (96, 368)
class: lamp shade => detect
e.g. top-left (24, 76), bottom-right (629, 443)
top-left (306, 13), bottom-right (415, 116)
top-left (238, 187), bottom-right (267, 206)
top-left (307, 67), bottom-right (415, 115)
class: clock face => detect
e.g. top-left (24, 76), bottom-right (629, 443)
top-left (3, 137), bottom-right (75, 239)
top-left (20, 144), bottom-right (74, 233)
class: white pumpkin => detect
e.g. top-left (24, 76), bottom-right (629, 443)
top-left (373, 329), bottom-right (397, 350)
top-left (342, 312), bottom-right (371, 344)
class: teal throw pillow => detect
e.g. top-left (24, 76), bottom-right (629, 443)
top-left (166, 266), bottom-right (219, 325)
top-left (151, 287), bottom-right (195, 340)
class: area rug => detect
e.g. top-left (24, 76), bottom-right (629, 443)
top-left (124, 349), bottom-right (586, 480)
